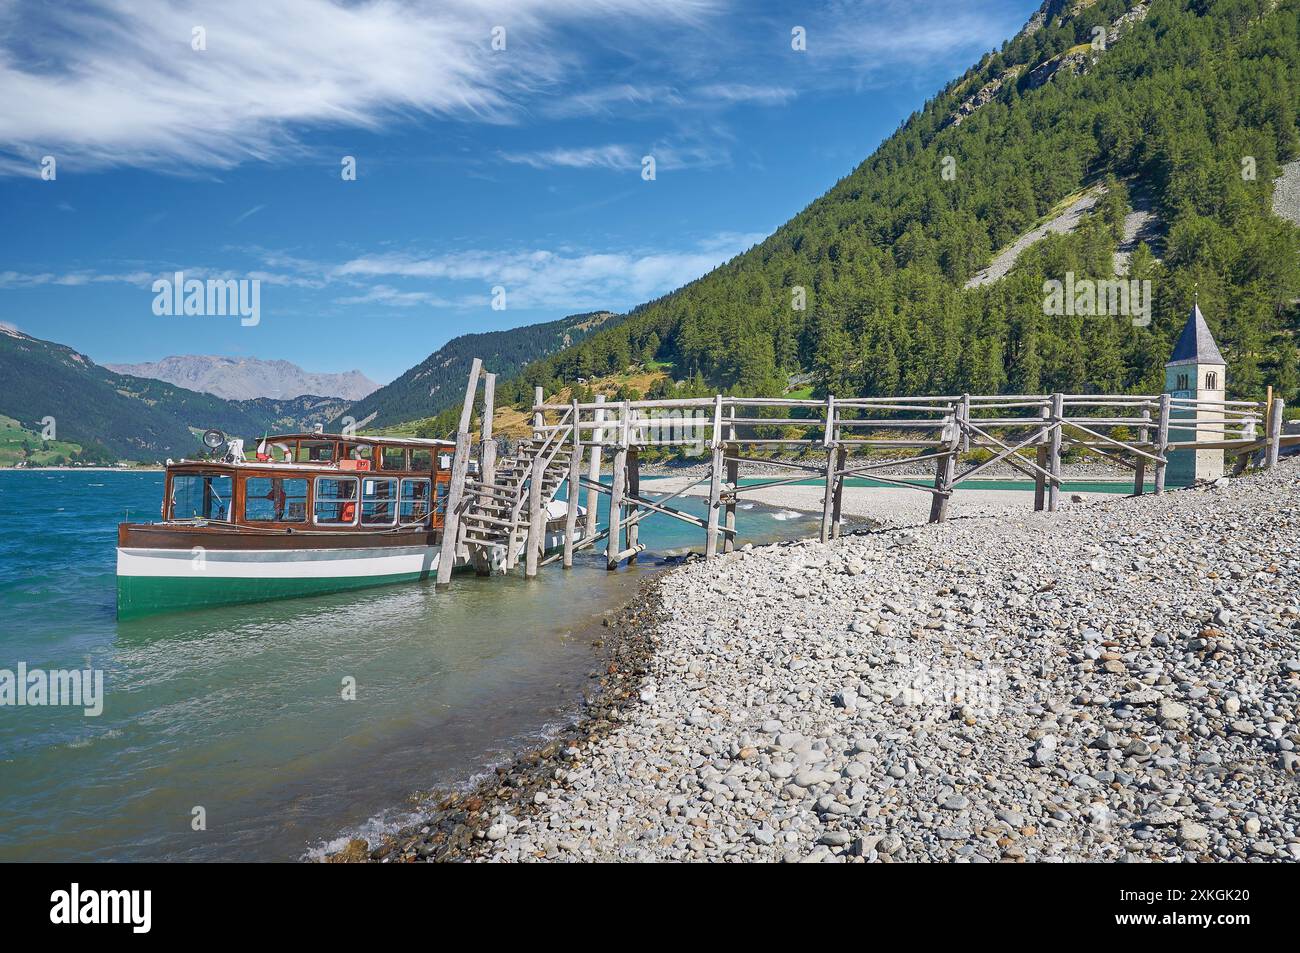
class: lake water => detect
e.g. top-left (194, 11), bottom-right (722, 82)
top-left (0, 469), bottom-right (835, 862)
top-left (0, 469), bottom-right (1143, 861)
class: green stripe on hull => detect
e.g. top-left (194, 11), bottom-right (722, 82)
top-left (116, 571), bottom-right (431, 620)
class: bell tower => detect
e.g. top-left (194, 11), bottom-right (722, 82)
top-left (1165, 298), bottom-right (1227, 486)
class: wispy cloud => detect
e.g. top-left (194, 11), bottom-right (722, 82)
top-left (0, 0), bottom-right (722, 175)
top-left (499, 144), bottom-right (638, 171)
top-left (231, 204), bottom-right (266, 225)
top-left (332, 232), bottom-right (767, 310)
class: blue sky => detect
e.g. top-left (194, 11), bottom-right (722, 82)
top-left (0, 0), bottom-right (1038, 383)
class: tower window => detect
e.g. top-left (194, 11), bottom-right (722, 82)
top-left (1177, 373), bottom-right (1190, 390)
top-left (1206, 371), bottom-right (1219, 390)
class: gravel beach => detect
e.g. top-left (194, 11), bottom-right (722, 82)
top-left (474, 461), bottom-right (1300, 862)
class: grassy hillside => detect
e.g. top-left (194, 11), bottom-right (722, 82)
top-left (349, 310), bottom-right (621, 430)
top-left (0, 327), bottom-right (351, 462)
top-left (496, 0), bottom-right (1300, 409)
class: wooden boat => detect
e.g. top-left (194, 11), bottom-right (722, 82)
top-left (115, 432), bottom-right (568, 618)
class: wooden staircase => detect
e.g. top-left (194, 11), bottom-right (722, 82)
top-left (456, 414), bottom-right (575, 574)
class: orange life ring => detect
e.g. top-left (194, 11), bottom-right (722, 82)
top-left (340, 501), bottom-right (356, 522)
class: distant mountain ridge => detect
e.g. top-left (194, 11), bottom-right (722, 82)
top-left (0, 325), bottom-right (350, 461)
top-left (106, 354), bottom-right (379, 401)
top-left (349, 310), bottom-right (620, 429)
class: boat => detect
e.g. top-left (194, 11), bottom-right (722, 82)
top-left (115, 431), bottom-right (570, 618)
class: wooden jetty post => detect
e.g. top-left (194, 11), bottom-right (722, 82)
top-left (1133, 404), bottom-right (1150, 496)
top-left (929, 395), bottom-right (966, 523)
top-left (820, 396), bottom-right (837, 543)
top-left (606, 402), bottom-right (629, 570)
top-left (584, 395), bottom-right (605, 541)
top-left (626, 446), bottom-right (640, 563)
top-left (831, 446), bottom-right (847, 539)
top-left (705, 394), bottom-right (724, 558)
top-left (1034, 401), bottom-right (1050, 511)
top-left (723, 405), bottom-right (738, 553)
top-left (563, 398), bottom-right (582, 569)
top-left (1047, 393), bottom-right (1064, 512)
top-left (524, 386), bottom-right (545, 579)
top-left (1266, 396), bottom-right (1286, 468)
top-left (436, 357), bottom-right (482, 587)
top-left (1153, 393), bottom-right (1171, 494)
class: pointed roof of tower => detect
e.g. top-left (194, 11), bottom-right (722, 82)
top-left (1167, 300), bottom-right (1225, 366)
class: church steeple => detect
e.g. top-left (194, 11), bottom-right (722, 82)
top-left (1164, 298), bottom-right (1227, 486)
top-left (1167, 298), bottom-right (1226, 366)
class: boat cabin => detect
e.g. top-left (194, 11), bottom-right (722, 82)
top-left (161, 433), bottom-right (456, 532)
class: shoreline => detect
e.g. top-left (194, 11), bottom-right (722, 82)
top-left (327, 572), bottom-right (671, 862)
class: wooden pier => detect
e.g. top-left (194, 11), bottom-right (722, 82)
top-left (436, 360), bottom-right (1293, 584)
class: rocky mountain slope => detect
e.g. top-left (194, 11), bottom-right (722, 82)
top-left (106, 354), bottom-right (378, 401)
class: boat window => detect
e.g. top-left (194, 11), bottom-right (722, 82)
top-left (360, 477), bottom-right (398, 526)
top-left (410, 448), bottom-right (433, 471)
top-left (297, 440), bottom-right (336, 463)
top-left (341, 443), bottom-right (373, 461)
top-left (314, 477), bottom-right (359, 525)
top-left (400, 478), bottom-right (431, 524)
top-left (244, 477), bottom-right (308, 523)
top-left (170, 474), bottom-right (233, 521)
top-left (434, 480), bottom-right (450, 518)
top-left (381, 447), bottom-right (407, 471)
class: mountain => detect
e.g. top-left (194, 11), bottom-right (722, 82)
top-left (105, 355), bottom-right (378, 401)
top-left (0, 325), bottom-right (350, 461)
top-left (349, 310), bottom-right (620, 429)
top-left (497, 0), bottom-right (1300, 409)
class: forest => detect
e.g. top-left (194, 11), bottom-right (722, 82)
top-left (491, 0), bottom-right (1300, 412)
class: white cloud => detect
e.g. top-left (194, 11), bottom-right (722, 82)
top-left (0, 0), bottom-right (720, 174)
top-left (499, 144), bottom-right (638, 171)
top-left (333, 231), bottom-right (766, 310)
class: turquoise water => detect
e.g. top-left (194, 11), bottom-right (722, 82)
top-left (0, 470), bottom-right (824, 862)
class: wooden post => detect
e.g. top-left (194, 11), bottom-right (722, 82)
top-left (929, 395), bottom-right (965, 523)
top-left (704, 394), bottom-right (723, 558)
top-left (436, 430), bottom-right (472, 587)
top-left (562, 399), bottom-right (581, 569)
top-left (436, 359), bottom-right (482, 587)
top-left (1266, 397), bottom-right (1285, 468)
top-left (1047, 392), bottom-right (1063, 512)
top-left (1133, 406), bottom-right (1149, 496)
top-left (524, 446), bottom-right (543, 579)
top-left (723, 405), bottom-right (738, 553)
top-left (626, 445), bottom-right (640, 565)
top-left (820, 396), bottom-right (836, 543)
top-left (606, 443), bottom-right (627, 571)
top-left (1153, 393), bottom-right (1171, 495)
top-left (532, 385), bottom-right (544, 437)
top-left (831, 447), bottom-right (847, 539)
top-left (584, 395), bottom-right (605, 540)
top-left (1033, 402), bottom-right (1049, 511)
